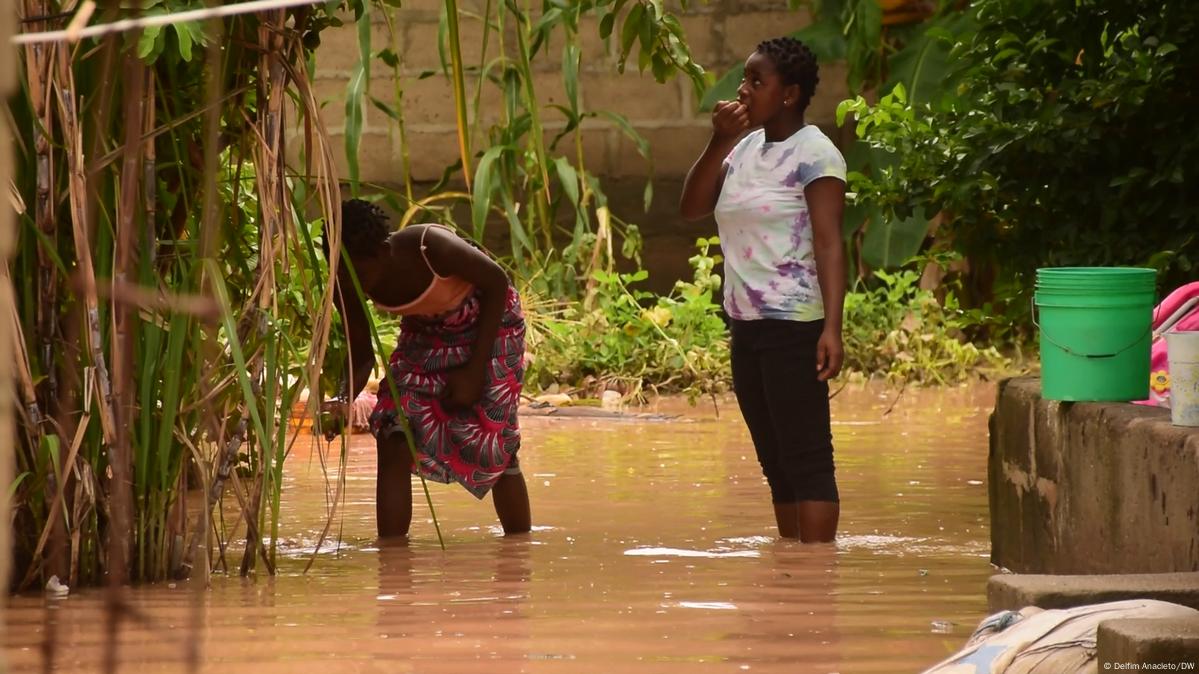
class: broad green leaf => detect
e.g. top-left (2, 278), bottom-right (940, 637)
top-left (855, 0), bottom-right (883, 56)
top-left (598, 111), bottom-right (650, 160)
top-left (699, 64), bottom-right (742, 112)
top-left (471, 145), bottom-right (508, 237)
top-left (377, 48), bottom-right (401, 69)
top-left (862, 208), bottom-right (930, 270)
top-left (563, 42), bottom-right (580, 114)
top-left (620, 3), bottom-right (645, 65)
top-left (137, 26), bottom-right (162, 60)
top-left (792, 18), bottom-right (847, 62)
top-left (175, 23), bottom-right (193, 62)
top-left (599, 11), bottom-right (616, 39)
top-left (553, 156), bottom-right (581, 206)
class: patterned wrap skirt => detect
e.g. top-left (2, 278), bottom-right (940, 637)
top-left (369, 286), bottom-right (525, 499)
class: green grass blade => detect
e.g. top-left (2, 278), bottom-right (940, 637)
top-left (444, 0), bottom-right (474, 190)
top-left (344, 11), bottom-right (372, 195)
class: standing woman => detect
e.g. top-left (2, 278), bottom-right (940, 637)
top-left (680, 37), bottom-right (847, 542)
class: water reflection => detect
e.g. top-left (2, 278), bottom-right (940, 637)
top-left (367, 537), bottom-right (534, 669)
top-left (4, 384), bottom-right (995, 673)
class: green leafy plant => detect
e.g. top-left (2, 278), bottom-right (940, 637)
top-left (340, 0), bottom-right (705, 299)
top-left (525, 237), bottom-right (730, 402)
top-left (838, 0), bottom-right (1199, 327)
top-left (842, 255), bottom-right (1011, 384)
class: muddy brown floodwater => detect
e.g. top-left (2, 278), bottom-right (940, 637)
top-left (5, 384), bottom-right (997, 673)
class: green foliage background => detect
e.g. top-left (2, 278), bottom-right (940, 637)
top-left (840, 0), bottom-right (1198, 325)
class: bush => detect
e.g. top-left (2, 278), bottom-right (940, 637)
top-left (838, 0), bottom-right (1199, 322)
top-left (524, 238), bottom-right (730, 402)
top-left (842, 263), bottom-right (1011, 384)
top-left (526, 240), bottom-right (1009, 395)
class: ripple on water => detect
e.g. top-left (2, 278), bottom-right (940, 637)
top-left (836, 534), bottom-right (990, 557)
top-left (624, 547), bottom-right (760, 559)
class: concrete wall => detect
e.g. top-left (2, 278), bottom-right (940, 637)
top-left (305, 2), bottom-right (850, 292)
top-left (308, 0), bottom-right (850, 185)
top-left (989, 377), bottom-right (1199, 575)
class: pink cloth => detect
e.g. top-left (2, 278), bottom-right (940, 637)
top-left (369, 286), bottom-right (525, 499)
top-left (1137, 281), bottom-right (1199, 407)
top-left (350, 391), bottom-right (377, 431)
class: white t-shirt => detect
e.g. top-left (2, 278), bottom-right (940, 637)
top-left (713, 125), bottom-right (847, 322)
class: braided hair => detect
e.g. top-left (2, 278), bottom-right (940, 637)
top-left (755, 37), bottom-right (819, 112)
top-left (340, 198), bottom-right (390, 259)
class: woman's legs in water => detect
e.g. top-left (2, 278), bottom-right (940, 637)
top-left (797, 501), bottom-right (839, 542)
top-left (376, 432), bottom-right (413, 538)
top-left (732, 319), bottom-right (839, 542)
top-left (761, 334), bottom-right (839, 542)
top-left (491, 471), bottom-right (531, 535)
top-left (734, 323), bottom-right (803, 538)
top-left (379, 430), bottom-right (531, 537)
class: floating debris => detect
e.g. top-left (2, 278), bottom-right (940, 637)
top-left (45, 575), bottom-right (69, 598)
top-left (930, 620), bottom-right (955, 634)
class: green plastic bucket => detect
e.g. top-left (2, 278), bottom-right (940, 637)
top-left (1034, 267), bottom-right (1156, 401)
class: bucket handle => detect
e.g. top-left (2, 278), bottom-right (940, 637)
top-left (1032, 297), bottom-right (1156, 360)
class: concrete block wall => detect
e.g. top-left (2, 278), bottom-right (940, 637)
top-left (305, 0), bottom-right (850, 186)
top-left (989, 377), bottom-right (1199, 575)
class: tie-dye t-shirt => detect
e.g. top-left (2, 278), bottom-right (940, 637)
top-left (714, 126), bottom-right (846, 322)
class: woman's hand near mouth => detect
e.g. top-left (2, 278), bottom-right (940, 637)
top-left (713, 100), bottom-right (750, 141)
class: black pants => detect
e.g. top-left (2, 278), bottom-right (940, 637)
top-left (730, 318), bottom-right (839, 503)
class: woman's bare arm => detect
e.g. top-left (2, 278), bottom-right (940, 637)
top-left (806, 176), bottom-right (847, 381)
top-left (679, 101), bottom-right (749, 221)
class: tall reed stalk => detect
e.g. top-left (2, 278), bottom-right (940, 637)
top-left (9, 0), bottom-right (357, 587)
top-left (2, 0), bottom-right (19, 597)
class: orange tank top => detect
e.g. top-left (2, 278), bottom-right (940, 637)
top-left (376, 224), bottom-right (475, 316)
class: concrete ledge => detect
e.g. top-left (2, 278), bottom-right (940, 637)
top-left (988, 572), bottom-right (1199, 612)
top-left (1098, 618), bottom-right (1199, 666)
top-left (989, 377), bottom-right (1199, 574)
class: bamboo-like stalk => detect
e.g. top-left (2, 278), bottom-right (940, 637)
top-left (20, 0), bottom-right (65, 583)
top-left (49, 26), bottom-right (128, 595)
top-left (1, 0), bottom-right (16, 605)
top-left (238, 7), bottom-right (289, 576)
top-left (52, 42), bottom-right (116, 451)
top-left (142, 66), bottom-right (156, 262)
top-left (112, 48), bottom-right (146, 582)
top-left (23, 0), bottom-right (59, 413)
top-left (4, 265), bottom-right (43, 436)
